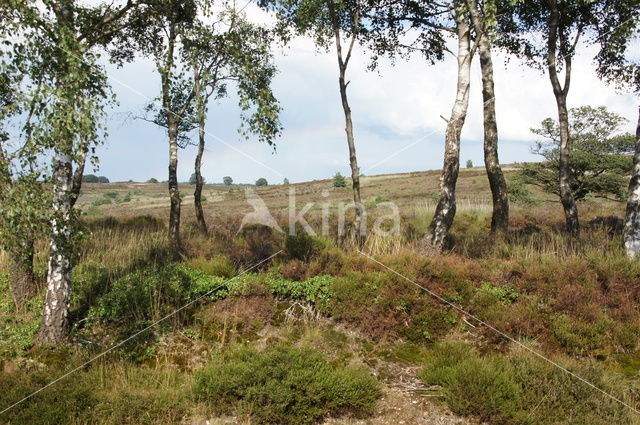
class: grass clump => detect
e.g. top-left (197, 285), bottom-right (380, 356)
top-left (184, 255), bottom-right (237, 278)
top-left (0, 362), bottom-right (192, 425)
top-left (193, 344), bottom-right (381, 424)
top-left (420, 342), bottom-right (631, 425)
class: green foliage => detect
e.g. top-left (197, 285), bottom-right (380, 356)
top-left (518, 106), bottom-right (635, 201)
top-left (420, 342), bottom-right (631, 425)
top-left (116, 193), bottom-right (132, 204)
top-left (255, 177), bottom-right (268, 186)
top-left (188, 173), bottom-right (205, 185)
top-left (88, 264), bottom-right (223, 327)
top-left (283, 177), bottom-right (290, 185)
top-left (475, 281), bottom-right (519, 304)
top-left (92, 198), bottom-right (111, 207)
top-left (82, 174), bottom-right (110, 183)
top-left (550, 313), bottom-right (613, 355)
top-left (507, 178), bottom-right (538, 205)
top-left (146, 178), bottom-right (159, 183)
top-left (400, 309), bottom-right (458, 344)
top-left (333, 172), bottom-right (346, 187)
top-left (223, 176), bottom-right (233, 185)
top-left (265, 274), bottom-right (334, 306)
top-left (193, 344), bottom-right (381, 424)
top-left (0, 174), bottom-right (49, 264)
top-left (466, 159), bottom-right (473, 168)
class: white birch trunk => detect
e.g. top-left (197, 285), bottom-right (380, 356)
top-left (624, 106), bottom-right (640, 259)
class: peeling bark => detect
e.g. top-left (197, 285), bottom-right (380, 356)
top-left (467, 0), bottom-right (509, 233)
top-left (547, 0), bottom-right (580, 235)
top-left (160, 23), bottom-right (182, 252)
top-left (422, 7), bottom-right (473, 253)
top-left (624, 106), bottom-right (640, 259)
top-left (37, 152), bottom-right (73, 344)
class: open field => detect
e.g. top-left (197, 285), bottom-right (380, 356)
top-left (78, 166), bottom-right (623, 223)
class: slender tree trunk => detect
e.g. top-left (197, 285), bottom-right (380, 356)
top-left (547, 0), bottom-right (580, 235)
top-left (422, 8), bottom-right (473, 252)
top-left (167, 123), bottom-right (181, 251)
top-left (8, 242), bottom-right (36, 312)
top-left (467, 0), bottom-right (509, 233)
top-left (37, 152), bottom-right (73, 344)
top-left (193, 69), bottom-right (208, 235)
top-left (160, 25), bottom-right (181, 252)
top-left (624, 105), bottom-right (640, 259)
top-left (333, 18), bottom-right (364, 240)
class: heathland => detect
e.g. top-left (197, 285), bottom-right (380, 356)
top-left (1, 167), bottom-right (639, 425)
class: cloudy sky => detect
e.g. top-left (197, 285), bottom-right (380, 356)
top-left (95, 3), bottom-right (638, 184)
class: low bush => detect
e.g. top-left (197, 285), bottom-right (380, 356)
top-left (420, 342), bottom-right (631, 425)
top-left (88, 264), bottom-right (224, 328)
top-left (285, 231), bottom-right (324, 262)
top-left (193, 344), bottom-right (381, 424)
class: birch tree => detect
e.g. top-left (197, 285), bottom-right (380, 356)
top-left (262, 0), bottom-right (367, 240)
top-left (365, 1), bottom-right (486, 252)
top-left (466, 0), bottom-right (509, 233)
top-left (589, 0), bottom-right (640, 258)
top-left (119, 0), bottom-right (198, 252)
top-left (185, 7), bottom-right (281, 235)
top-left (496, 0), bottom-right (617, 236)
top-left (4, 0), bottom-right (144, 343)
top-left (423, 2), bottom-right (474, 252)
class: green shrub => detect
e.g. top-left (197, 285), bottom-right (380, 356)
top-left (333, 172), bottom-right (347, 188)
top-left (420, 342), bottom-right (631, 425)
top-left (400, 309), bottom-right (457, 343)
top-left (475, 281), bottom-right (519, 304)
top-left (193, 344), bottom-right (381, 424)
top-left (104, 192), bottom-right (118, 199)
top-left (92, 197), bottom-right (112, 206)
top-left (115, 193), bottom-right (132, 204)
top-left (550, 313), bottom-right (613, 355)
top-left (507, 179), bottom-right (538, 205)
top-left (88, 265), bottom-right (223, 327)
top-left (285, 231), bottom-right (324, 261)
top-left (265, 274), bottom-right (334, 306)
top-left (420, 342), bottom-right (522, 424)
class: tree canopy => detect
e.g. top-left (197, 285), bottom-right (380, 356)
top-left (519, 106), bottom-right (635, 201)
